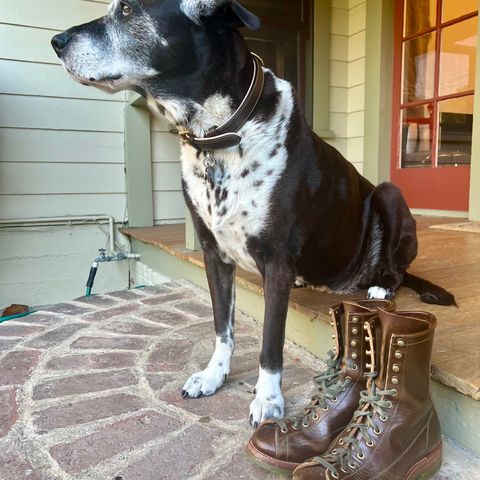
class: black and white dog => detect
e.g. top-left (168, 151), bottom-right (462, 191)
top-left (52, 0), bottom-right (454, 427)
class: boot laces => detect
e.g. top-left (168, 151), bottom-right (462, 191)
top-left (273, 351), bottom-right (352, 431)
top-left (310, 374), bottom-right (396, 477)
top-left (308, 321), bottom-right (397, 479)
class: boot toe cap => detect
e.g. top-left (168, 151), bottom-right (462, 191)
top-left (293, 462), bottom-right (327, 480)
top-left (248, 422), bottom-right (280, 459)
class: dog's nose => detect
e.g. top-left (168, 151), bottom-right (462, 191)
top-left (51, 32), bottom-right (71, 55)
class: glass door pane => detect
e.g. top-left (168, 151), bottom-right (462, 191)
top-left (404, 0), bottom-right (437, 36)
top-left (442, 0), bottom-right (477, 22)
top-left (439, 16), bottom-right (478, 96)
top-left (402, 32), bottom-right (436, 103)
top-left (437, 95), bottom-right (474, 166)
top-left (400, 104), bottom-right (435, 168)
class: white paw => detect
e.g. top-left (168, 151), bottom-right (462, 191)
top-left (249, 369), bottom-right (285, 427)
top-left (368, 286), bottom-right (393, 300)
top-left (182, 366), bottom-right (228, 399)
top-left (182, 337), bottom-right (232, 399)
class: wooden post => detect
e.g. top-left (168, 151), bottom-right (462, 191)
top-left (124, 93), bottom-right (154, 228)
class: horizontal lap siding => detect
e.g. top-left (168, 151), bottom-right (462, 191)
top-left (0, 0), bottom-right (127, 220)
top-left (327, 0), bottom-right (366, 174)
top-left (151, 115), bottom-right (185, 224)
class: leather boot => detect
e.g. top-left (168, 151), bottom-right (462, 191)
top-left (293, 309), bottom-right (442, 480)
top-left (246, 300), bottom-right (395, 475)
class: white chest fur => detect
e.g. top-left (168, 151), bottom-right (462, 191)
top-left (181, 76), bottom-right (293, 273)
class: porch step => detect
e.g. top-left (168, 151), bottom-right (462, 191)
top-left (122, 220), bottom-right (480, 455)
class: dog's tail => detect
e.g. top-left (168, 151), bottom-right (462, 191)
top-left (402, 272), bottom-right (456, 306)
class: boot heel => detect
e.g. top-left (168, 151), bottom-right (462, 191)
top-left (407, 443), bottom-right (442, 480)
top-left (414, 457), bottom-right (442, 480)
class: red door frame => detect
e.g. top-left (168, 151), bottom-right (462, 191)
top-left (390, 0), bottom-right (476, 211)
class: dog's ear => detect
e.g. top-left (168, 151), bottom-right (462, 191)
top-left (181, 0), bottom-right (261, 30)
top-left (221, 1), bottom-right (261, 30)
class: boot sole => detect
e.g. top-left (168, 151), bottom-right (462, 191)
top-left (245, 439), bottom-right (300, 476)
top-left (405, 442), bottom-right (443, 480)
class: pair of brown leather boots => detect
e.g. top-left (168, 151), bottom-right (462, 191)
top-left (247, 300), bottom-right (443, 479)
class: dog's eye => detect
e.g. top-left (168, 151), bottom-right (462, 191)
top-left (121, 2), bottom-right (132, 16)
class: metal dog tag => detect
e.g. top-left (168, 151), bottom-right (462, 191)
top-left (204, 153), bottom-right (217, 184)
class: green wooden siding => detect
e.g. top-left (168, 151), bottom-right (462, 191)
top-left (0, 0), bottom-right (126, 221)
top-left (150, 114), bottom-right (186, 224)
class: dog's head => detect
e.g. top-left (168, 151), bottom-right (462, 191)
top-left (51, 0), bottom-right (260, 93)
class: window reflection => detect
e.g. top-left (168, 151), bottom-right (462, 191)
top-left (439, 17), bottom-right (477, 96)
top-left (438, 96), bottom-right (474, 166)
top-left (402, 33), bottom-right (436, 103)
top-left (404, 0), bottom-right (437, 36)
top-left (401, 104), bottom-right (434, 168)
top-left (443, 0), bottom-right (477, 23)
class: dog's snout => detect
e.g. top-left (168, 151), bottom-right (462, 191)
top-left (51, 32), bottom-right (71, 55)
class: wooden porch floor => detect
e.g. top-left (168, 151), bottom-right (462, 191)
top-left (123, 217), bottom-right (480, 401)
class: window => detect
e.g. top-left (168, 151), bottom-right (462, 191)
top-left (395, 0), bottom-right (477, 169)
top-left (240, 0), bottom-right (313, 123)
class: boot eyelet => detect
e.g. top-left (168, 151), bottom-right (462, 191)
top-left (331, 472), bottom-right (339, 479)
top-left (351, 364), bottom-right (358, 371)
top-left (366, 440), bottom-right (374, 447)
top-left (374, 427), bottom-right (382, 435)
top-left (338, 438), bottom-right (344, 445)
top-left (380, 415), bottom-right (388, 422)
top-left (395, 351), bottom-right (403, 359)
top-left (341, 467), bottom-right (348, 473)
top-left (348, 461), bottom-right (356, 469)
top-left (302, 421), bottom-right (309, 428)
top-left (312, 413), bottom-right (319, 420)
top-left (292, 424), bottom-right (299, 430)
top-left (345, 376), bottom-right (352, 381)
top-left (322, 406), bottom-right (329, 412)
top-left (351, 340), bottom-right (358, 347)
top-left (352, 317), bottom-right (359, 323)
top-left (280, 427), bottom-right (288, 433)
top-left (331, 449), bottom-right (338, 455)
top-left (397, 339), bottom-right (405, 347)
top-left (331, 396), bottom-right (338, 403)
top-left (391, 389), bottom-right (398, 396)
top-left (351, 353), bottom-right (358, 360)
top-left (386, 401), bottom-right (393, 408)
top-left (357, 452), bottom-right (365, 460)
top-left (352, 327), bottom-right (359, 335)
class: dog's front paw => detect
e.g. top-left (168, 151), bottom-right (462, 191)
top-left (249, 368), bottom-right (284, 428)
top-left (249, 396), bottom-right (285, 428)
top-left (181, 367), bottom-right (227, 399)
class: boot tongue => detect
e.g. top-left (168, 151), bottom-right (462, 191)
top-left (331, 301), bottom-right (374, 362)
top-left (340, 300), bottom-right (379, 371)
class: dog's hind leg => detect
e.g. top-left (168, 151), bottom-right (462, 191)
top-left (249, 254), bottom-right (294, 427)
top-left (367, 285), bottom-right (394, 300)
top-left (181, 220), bottom-right (236, 399)
top-left (366, 182), bottom-right (417, 300)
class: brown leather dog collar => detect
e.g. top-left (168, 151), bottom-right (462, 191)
top-left (179, 53), bottom-right (265, 151)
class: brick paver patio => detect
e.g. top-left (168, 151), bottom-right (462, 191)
top-left (0, 281), bottom-right (478, 479)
